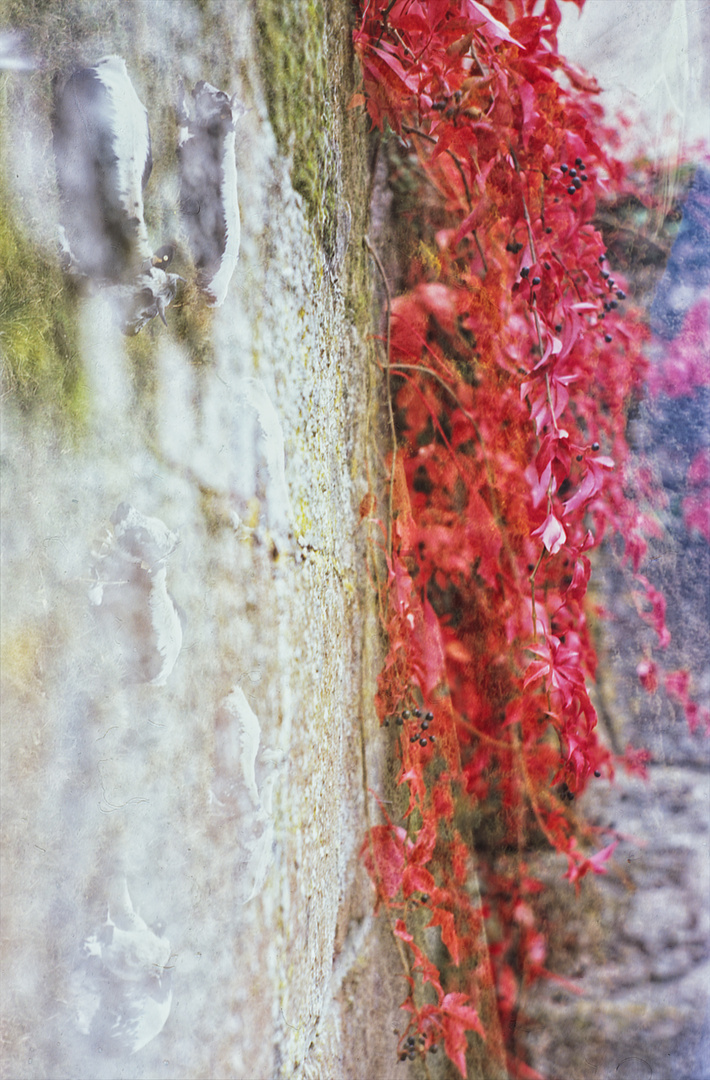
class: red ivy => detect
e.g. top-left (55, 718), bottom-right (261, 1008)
top-left (353, 1), bottom-right (708, 1075)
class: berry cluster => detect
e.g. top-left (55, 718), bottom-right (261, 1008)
top-left (383, 704), bottom-right (436, 748)
top-left (560, 156), bottom-right (589, 196)
top-left (397, 1031), bottom-right (438, 1062)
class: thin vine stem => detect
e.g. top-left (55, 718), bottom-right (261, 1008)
top-left (528, 545), bottom-right (546, 641)
top-left (401, 123), bottom-right (479, 229)
top-left (364, 235), bottom-right (397, 560)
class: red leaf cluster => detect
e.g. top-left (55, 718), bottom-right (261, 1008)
top-left (353, 0), bottom-right (707, 1074)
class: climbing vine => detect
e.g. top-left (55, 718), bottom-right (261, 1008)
top-left (352, 2), bottom-right (708, 1076)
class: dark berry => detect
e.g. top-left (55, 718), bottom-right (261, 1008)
top-left (592, 442), bottom-right (600, 451)
top-left (567, 186), bottom-right (576, 195)
top-left (406, 1036), bottom-right (416, 1047)
top-left (573, 178), bottom-right (582, 189)
top-left (153, 244), bottom-right (174, 267)
top-left (421, 719), bottom-right (430, 730)
top-left (506, 240), bottom-right (523, 254)
top-left (569, 168), bottom-right (577, 178)
top-left (609, 300), bottom-right (618, 309)
top-left (532, 276), bottom-right (541, 285)
top-left (402, 709), bottom-right (410, 719)
top-left (543, 261), bottom-right (551, 270)
top-left (601, 270), bottom-right (609, 279)
top-left (430, 1045), bottom-right (438, 1054)
top-left (575, 156), bottom-right (583, 166)
top-left (555, 324), bottom-right (562, 332)
top-left (420, 893), bottom-right (430, 903)
top-left (384, 719), bottom-right (389, 727)
top-left (413, 708), bottom-right (422, 717)
top-left (545, 226), bottom-right (552, 234)
top-left (594, 770), bottom-right (601, 777)
top-left (599, 253), bottom-right (606, 262)
top-left (396, 716), bottom-right (404, 726)
top-left (581, 174), bottom-right (589, 181)
top-left (425, 711), bottom-right (434, 721)
top-left (520, 266), bottom-right (530, 278)
top-left (576, 454), bottom-right (583, 461)
top-left (429, 734), bottom-right (435, 742)
top-left (419, 737), bottom-right (428, 747)
top-left (604, 334), bottom-right (613, 343)
top-left (399, 1052), bottom-right (407, 1062)
top-left (560, 163), bottom-right (568, 172)
top-left (599, 312), bottom-right (605, 319)
top-left (410, 735), bottom-right (418, 743)
top-left (616, 290), bottom-right (626, 300)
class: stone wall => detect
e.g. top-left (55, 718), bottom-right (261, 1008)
top-left (0, 3), bottom-right (424, 1077)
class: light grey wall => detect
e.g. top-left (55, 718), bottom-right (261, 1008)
top-left (0, 4), bottom-right (414, 1078)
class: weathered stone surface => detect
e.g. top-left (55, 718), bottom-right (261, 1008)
top-left (0, 3), bottom-right (428, 1078)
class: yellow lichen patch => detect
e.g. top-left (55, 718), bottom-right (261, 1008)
top-left (244, 497), bottom-right (262, 531)
top-left (198, 488), bottom-right (234, 537)
top-left (0, 625), bottom-right (44, 695)
top-left (295, 499), bottom-right (315, 541)
top-left (417, 239), bottom-right (443, 278)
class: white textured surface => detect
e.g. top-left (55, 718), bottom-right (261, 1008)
top-left (559, 0), bottom-right (710, 157)
top-left (0, 4), bottom-right (388, 1078)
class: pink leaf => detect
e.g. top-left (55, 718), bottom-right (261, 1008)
top-left (532, 513), bottom-right (566, 554)
top-left (466, 0), bottom-right (523, 46)
top-left (637, 658), bottom-right (658, 693)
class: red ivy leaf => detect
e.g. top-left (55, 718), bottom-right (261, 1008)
top-left (428, 907), bottom-right (460, 964)
top-left (403, 865), bottom-right (437, 897)
top-left (440, 991), bottom-right (485, 1076)
top-left (361, 824), bottom-right (406, 899)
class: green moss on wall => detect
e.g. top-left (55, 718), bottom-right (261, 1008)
top-left (255, 0), bottom-right (340, 257)
top-left (0, 173), bottom-right (86, 432)
top-left (255, 0), bottom-right (378, 342)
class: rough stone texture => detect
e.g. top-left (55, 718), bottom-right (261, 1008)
top-left (0, 3), bottom-right (431, 1078)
